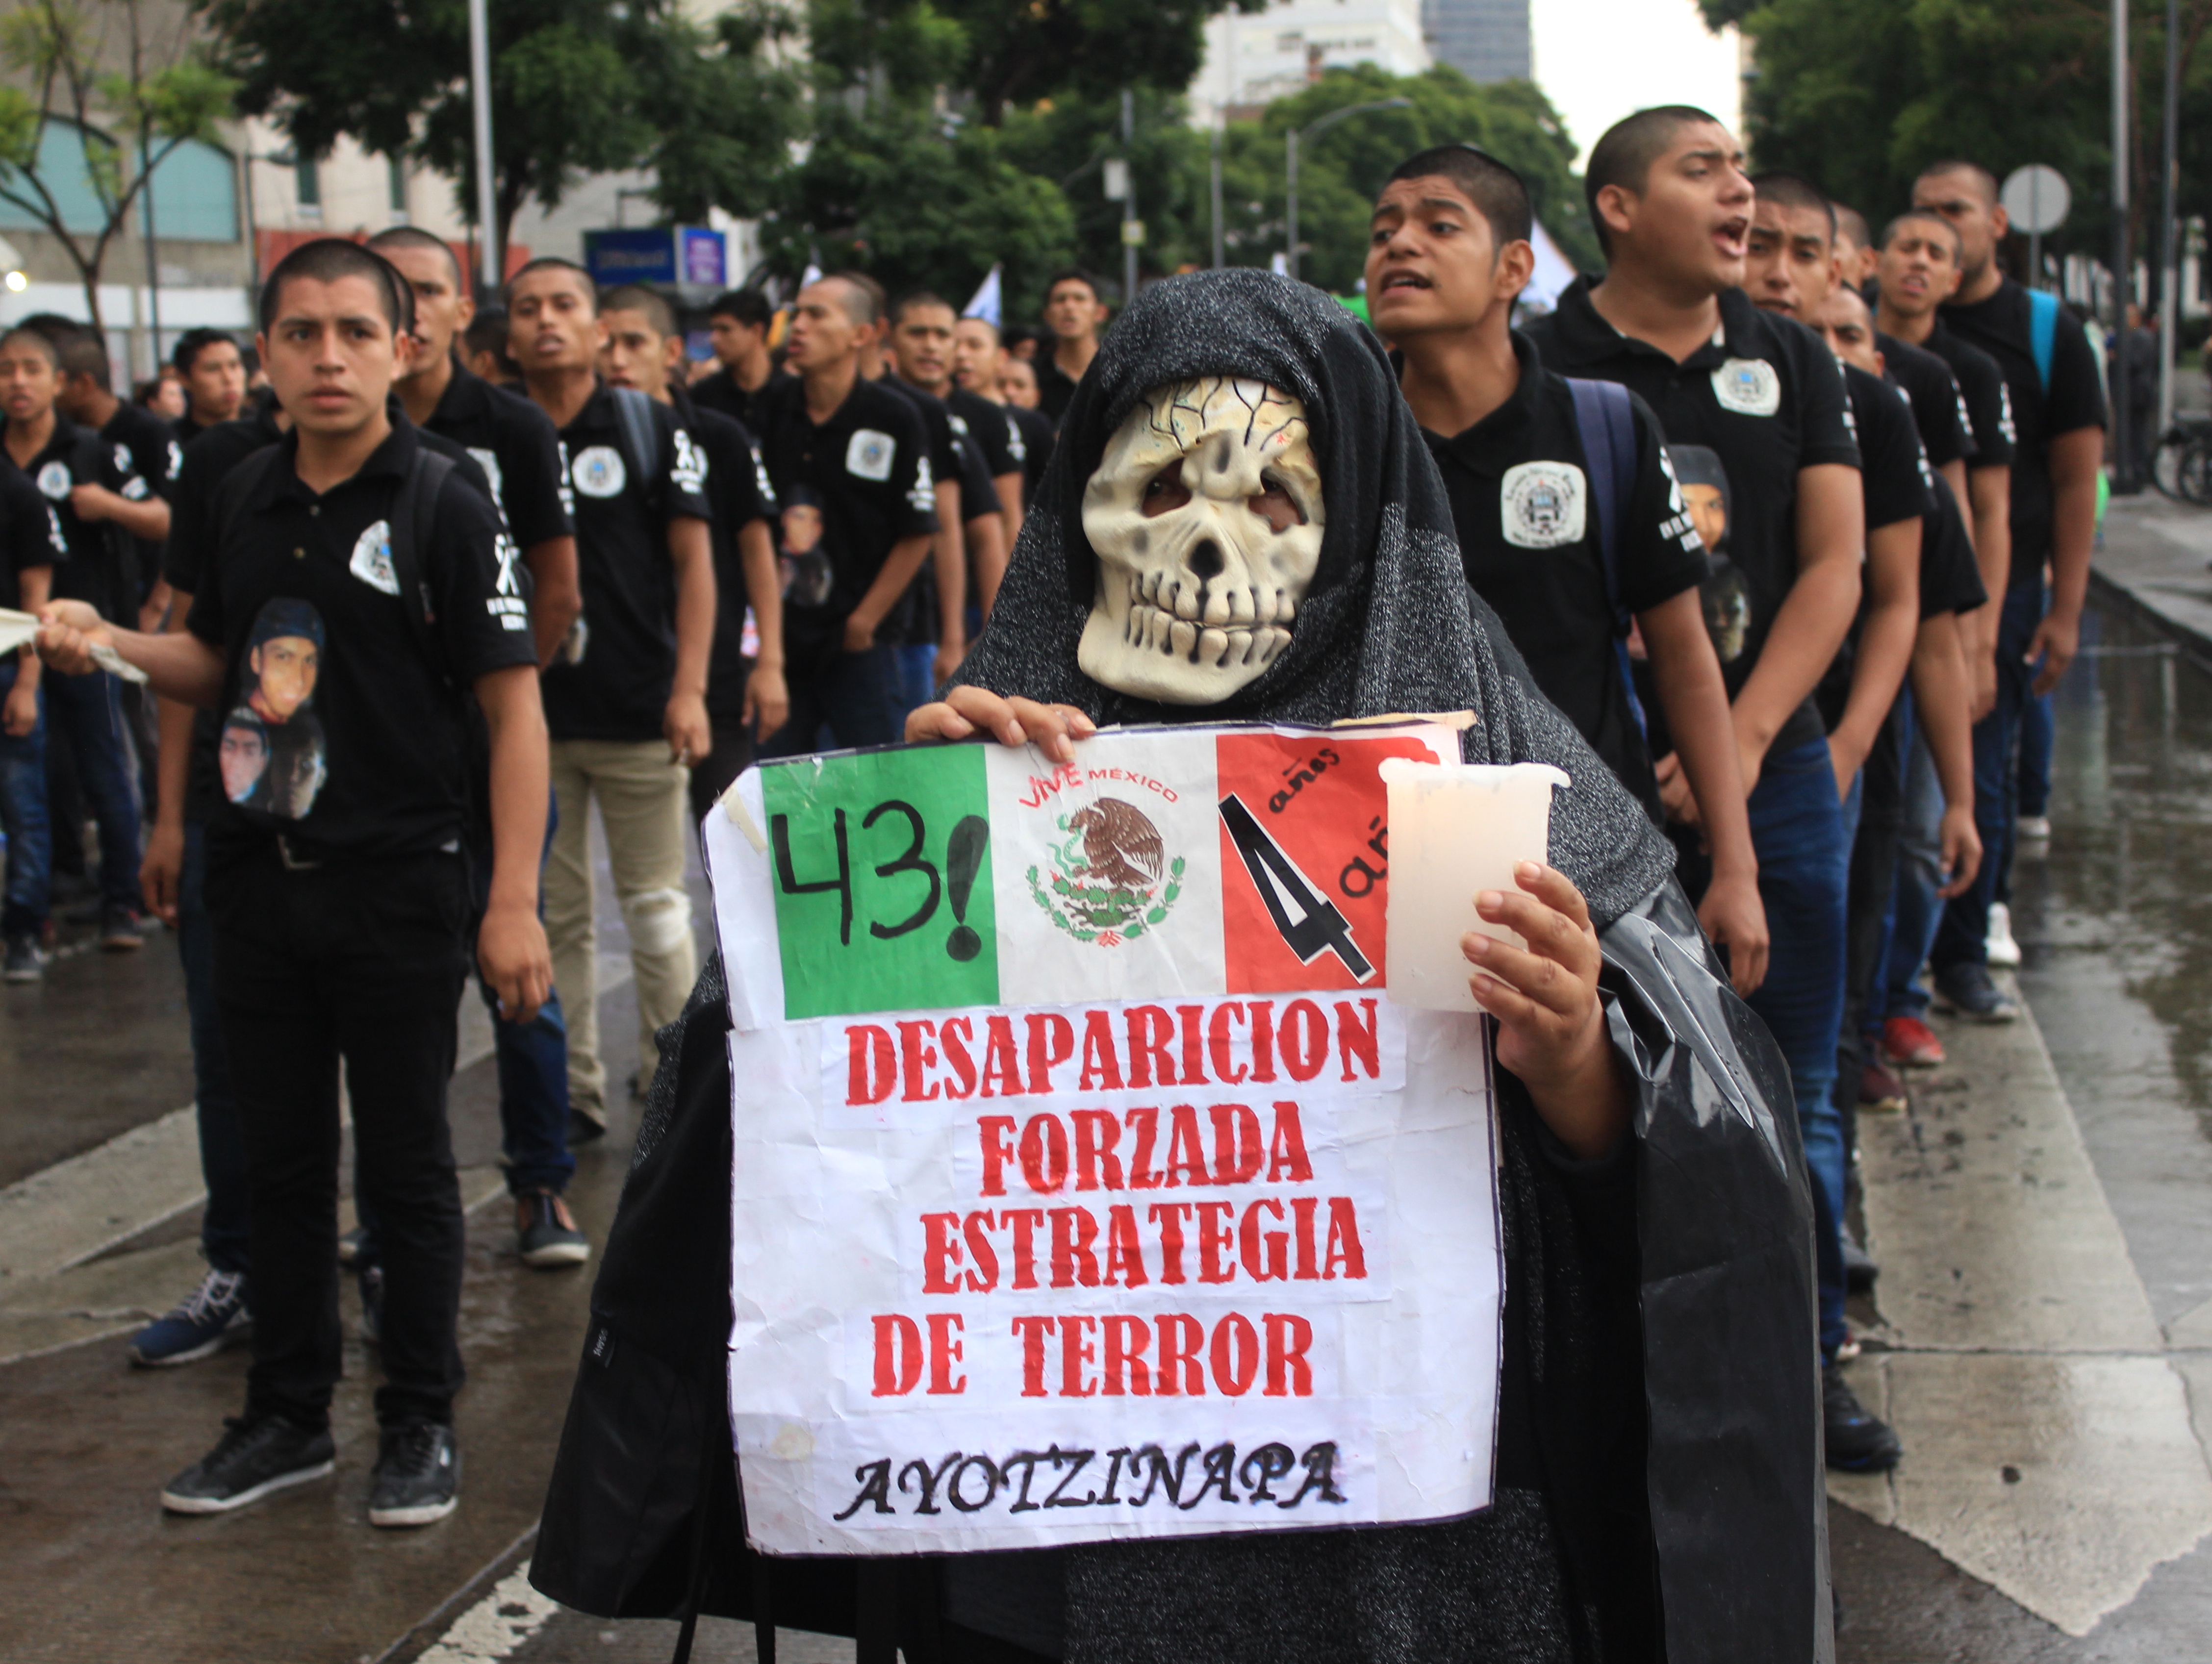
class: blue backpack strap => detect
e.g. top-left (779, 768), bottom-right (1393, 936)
top-left (2027, 287), bottom-right (2058, 392)
top-left (1565, 376), bottom-right (1648, 736)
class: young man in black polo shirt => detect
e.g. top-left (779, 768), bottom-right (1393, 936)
top-left (51, 327), bottom-right (179, 630)
top-left (371, 225), bottom-right (589, 1264)
top-left (598, 283), bottom-right (786, 816)
top-left (0, 466), bottom-right (66, 980)
top-left (690, 287), bottom-right (791, 440)
top-left (1, 325), bottom-right (161, 950)
top-left (1522, 107), bottom-right (1878, 1465)
top-left (171, 328), bottom-right (247, 446)
top-left (1036, 268), bottom-right (1108, 426)
top-left (38, 238), bottom-right (551, 1524)
top-left (1368, 144), bottom-right (1768, 996)
top-left (509, 257), bottom-right (716, 1135)
top-left (954, 314), bottom-right (1049, 557)
top-left (756, 275), bottom-right (937, 754)
top-left (894, 291), bottom-right (1021, 618)
top-left (1911, 160), bottom-right (2106, 1022)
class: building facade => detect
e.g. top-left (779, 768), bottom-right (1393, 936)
top-left (1423, 0), bottom-right (1530, 84)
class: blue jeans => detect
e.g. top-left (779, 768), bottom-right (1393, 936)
top-left (1934, 582), bottom-right (2044, 972)
top-left (1745, 735), bottom-right (1852, 1360)
top-left (895, 644), bottom-right (938, 729)
top-left (1874, 703), bottom-right (1947, 1024)
top-left (180, 821), bottom-right (252, 1273)
top-left (761, 643), bottom-right (905, 756)
top-left (2016, 688), bottom-right (2055, 820)
top-left (480, 786), bottom-right (572, 1197)
top-left (43, 669), bottom-right (143, 912)
top-left (0, 661), bottom-right (50, 938)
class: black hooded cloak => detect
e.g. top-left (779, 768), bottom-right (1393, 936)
top-left (531, 272), bottom-right (1830, 1664)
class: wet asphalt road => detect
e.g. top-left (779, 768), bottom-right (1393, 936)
top-left (5, 589), bottom-right (2212, 1661)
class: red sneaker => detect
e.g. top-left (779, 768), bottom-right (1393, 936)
top-left (1882, 1015), bottom-right (1945, 1069)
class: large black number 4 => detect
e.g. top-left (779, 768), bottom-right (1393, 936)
top-left (1219, 794), bottom-right (1374, 981)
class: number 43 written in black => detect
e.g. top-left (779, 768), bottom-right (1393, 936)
top-left (772, 805), bottom-right (993, 962)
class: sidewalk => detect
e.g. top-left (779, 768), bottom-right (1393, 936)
top-left (2088, 490), bottom-right (2212, 665)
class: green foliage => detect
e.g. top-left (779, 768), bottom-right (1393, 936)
top-left (760, 103), bottom-right (1077, 309)
top-left (1729, 0), bottom-right (2212, 276)
top-left (929, 0), bottom-right (1251, 123)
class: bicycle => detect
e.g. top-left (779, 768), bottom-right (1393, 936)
top-left (2152, 414), bottom-right (2212, 504)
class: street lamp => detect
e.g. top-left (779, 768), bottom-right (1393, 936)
top-left (1285, 97), bottom-right (1410, 283)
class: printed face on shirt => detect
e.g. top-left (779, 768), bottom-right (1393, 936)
top-left (266, 722), bottom-right (328, 819)
top-left (248, 610), bottom-right (323, 725)
top-left (219, 713), bottom-right (270, 804)
top-left (781, 501), bottom-right (824, 556)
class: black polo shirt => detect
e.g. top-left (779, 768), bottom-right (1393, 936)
top-left (0, 464), bottom-right (64, 611)
top-left (757, 373), bottom-right (937, 667)
top-left (1035, 352), bottom-right (1083, 426)
top-left (1524, 279), bottom-right (1862, 756)
top-left (1419, 332), bottom-right (1707, 806)
top-left (1920, 472), bottom-right (1986, 621)
top-left (185, 417), bottom-right (534, 857)
top-left (671, 388), bottom-right (776, 719)
top-left (168, 403), bottom-right (499, 825)
top-left (693, 364), bottom-right (793, 442)
top-left (1938, 279), bottom-right (2106, 587)
top-left (1920, 320), bottom-right (2015, 473)
top-left (1876, 333), bottom-right (1976, 473)
top-left (98, 399), bottom-right (180, 605)
top-left (8, 413), bottom-right (146, 624)
top-left (1814, 366), bottom-right (1938, 727)
top-left (947, 387), bottom-right (1024, 483)
top-left (1009, 403), bottom-right (1055, 500)
top-left (539, 383), bottom-right (715, 744)
top-left (886, 375), bottom-right (1000, 524)
top-left (422, 362), bottom-right (573, 550)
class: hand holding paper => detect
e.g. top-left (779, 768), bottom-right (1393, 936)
top-left (8, 604), bottom-right (149, 684)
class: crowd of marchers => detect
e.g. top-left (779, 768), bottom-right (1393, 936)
top-left (3, 97), bottom-right (2106, 1648)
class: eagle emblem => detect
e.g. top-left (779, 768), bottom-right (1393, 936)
top-left (1027, 797), bottom-right (1184, 946)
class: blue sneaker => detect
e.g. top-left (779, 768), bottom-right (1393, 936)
top-left (129, 1269), bottom-right (251, 1367)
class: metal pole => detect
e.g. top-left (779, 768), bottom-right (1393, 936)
top-left (2159, 0), bottom-right (2180, 437)
top-left (1210, 126), bottom-right (1224, 270)
top-left (141, 140), bottom-right (161, 377)
top-left (469, 0), bottom-right (499, 294)
top-left (2112, 0), bottom-right (2134, 489)
top-left (1285, 128), bottom-right (1298, 282)
top-left (1120, 89), bottom-right (1137, 306)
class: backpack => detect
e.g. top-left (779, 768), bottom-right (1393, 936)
top-left (609, 384), bottom-right (663, 505)
top-left (2027, 286), bottom-right (2059, 392)
top-left (1563, 377), bottom-right (1649, 738)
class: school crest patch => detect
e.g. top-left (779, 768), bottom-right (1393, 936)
top-left (349, 519), bottom-right (400, 595)
top-left (572, 444), bottom-right (627, 499)
top-left (1711, 357), bottom-right (1780, 417)
top-left (1499, 461), bottom-right (1586, 549)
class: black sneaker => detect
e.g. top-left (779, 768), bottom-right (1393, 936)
top-left (357, 1262), bottom-right (385, 1344)
top-left (1841, 1228), bottom-right (1880, 1296)
top-left (1824, 1363), bottom-right (1902, 1472)
top-left (516, 1191), bottom-right (591, 1268)
top-left (160, 1414), bottom-right (335, 1514)
top-left (99, 905), bottom-right (143, 951)
top-left (566, 1107), bottom-right (607, 1145)
top-left (368, 1421), bottom-right (460, 1527)
top-left (3, 933), bottom-right (46, 983)
top-left (1932, 962), bottom-right (2020, 1023)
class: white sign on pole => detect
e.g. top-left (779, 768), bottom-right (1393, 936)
top-left (706, 721), bottom-right (1545, 1557)
top-left (2001, 164), bottom-right (2072, 234)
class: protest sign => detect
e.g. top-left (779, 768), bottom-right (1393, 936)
top-left (705, 720), bottom-right (1521, 1556)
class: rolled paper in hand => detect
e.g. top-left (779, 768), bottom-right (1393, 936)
top-left (1377, 757), bottom-right (1572, 1012)
top-left (0, 608), bottom-right (148, 682)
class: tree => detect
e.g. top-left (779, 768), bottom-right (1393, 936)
top-left (1711, 0), bottom-right (2212, 289)
top-left (0, 0), bottom-right (233, 335)
top-left (194, 0), bottom-right (805, 255)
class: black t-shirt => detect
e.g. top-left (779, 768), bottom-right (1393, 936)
top-left (1420, 332), bottom-right (1707, 807)
top-left (1921, 322), bottom-right (2016, 474)
top-left (422, 363), bottom-right (574, 550)
top-left (168, 404), bottom-right (499, 824)
top-left (538, 384), bottom-right (715, 743)
top-left (1876, 333), bottom-right (1976, 473)
top-left (102, 401), bottom-right (182, 604)
top-left (947, 388), bottom-right (1023, 482)
top-left (185, 419), bottom-right (534, 857)
top-left (757, 374), bottom-right (938, 666)
top-left (0, 463), bottom-right (65, 612)
top-left (9, 415), bottom-right (145, 622)
top-left (671, 388), bottom-right (776, 718)
top-left (1525, 280), bottom-right (1862, 755)
top-left (1815, 367), bottom-right (1939, 727)
top-left (693, 364), bottom-right (794, 443)
top-left (1009, 403), bottom-right (1055, 501)
top-left (1919, 471), bottom-right (1986, 621)
top-left (886, 376), bottom-right (1000, 523)
top-left (1938, 279), bottom-right (2106, 586)
top-left (1035, 351), bottom-right (1086, 426)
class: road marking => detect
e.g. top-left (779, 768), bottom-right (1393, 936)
top-left (1830, 977), bottom-right (2212, 1635)
top-left (413, 1568), bottom-right (559, 1663)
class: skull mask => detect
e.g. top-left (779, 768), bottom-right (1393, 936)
top-left (1077, 377), bottom-right (1325, 704)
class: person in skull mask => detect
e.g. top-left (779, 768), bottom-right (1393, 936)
top-left (529, 271), bottom-right (1829, 1664)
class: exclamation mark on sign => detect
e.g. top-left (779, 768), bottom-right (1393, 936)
top-left (945, 815), bottom-right (990, 961)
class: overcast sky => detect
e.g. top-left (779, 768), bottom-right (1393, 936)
top-left (1530, 0), bottom-right (1744, 167)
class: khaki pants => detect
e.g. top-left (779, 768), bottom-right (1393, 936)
top-left (547, 738), bottom-right (697, 1121)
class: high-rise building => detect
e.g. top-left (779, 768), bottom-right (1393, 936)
top-left (1423, 0), bottom-right (1530, 83)
top-left (1191, 0), bottom-right (1432, 122)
